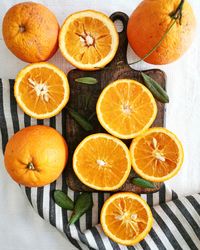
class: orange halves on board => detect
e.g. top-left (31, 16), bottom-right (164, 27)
top-left (73, 133), bottom-right (131, 191)
top-left (96, 79), bottom-right (157, 139)
top-left (130, 128), bottom-right (184, 182)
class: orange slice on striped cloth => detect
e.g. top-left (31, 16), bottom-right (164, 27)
top-left (130, 127), bottom-right (184, 182)
top-left (14, 62), bottom-right (70, 119)
top-left (101, 192), bottom-right (153, 245)
top-left (59, 10), bottom-right (119, 70)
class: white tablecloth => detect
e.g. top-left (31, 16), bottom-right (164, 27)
top-left (0, 0), bottom-right (200, 249)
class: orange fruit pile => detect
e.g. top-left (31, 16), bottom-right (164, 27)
top-left (130, 128), bottom-right (184, 182)
top-left (14, 62), bottom-right (70, 119)
top-left (59, 10), bottom-right (119, 70)
top-left (2, 2), bottom-right (59, 63)
top-left (127, 0), bottom-right (196, 65)
top-left (4, 125), bottom-right (68, 187)
top-left (73, 133), bottom-right (131, 191)
top-left (96, 79), bottom-right (157, 139)
top-left (101, 192), bottom-right (153, 246)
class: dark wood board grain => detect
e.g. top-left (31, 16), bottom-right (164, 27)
top-left (65, 12), bottom-right (166, 193)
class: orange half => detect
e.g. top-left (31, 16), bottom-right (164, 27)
top-left (130, 127), bottom-right (184, 182)
top-left (14, 62), bottom-right (70, 119)
top-left (59, 10), bottom-right (119, 70)
top-left (101, 192), bottom-right (153, 246)
top-left (97, 79), bottom-right (157, 139)
top-left (73, 133), bottom-right (131, 191)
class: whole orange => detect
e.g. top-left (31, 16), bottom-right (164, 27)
top-left (4, 125), bottom-right (68, 187)
top-left (2, 2), bottom-right (59, 63)
top-left (127, 0), bottom-right (196, 65)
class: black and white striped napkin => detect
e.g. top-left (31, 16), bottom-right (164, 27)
top-left (1, 79), bottom-right (200, 250)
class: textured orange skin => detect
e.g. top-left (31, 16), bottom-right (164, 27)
top-left (2, 2), bottom-right (59, 63)
top-left (4, 125), bottom-right (68, 187)
top-left (127, 0), bottom-right (196, 65)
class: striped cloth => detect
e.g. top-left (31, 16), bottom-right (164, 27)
top-left (0, 78), bottom-right (200, 250)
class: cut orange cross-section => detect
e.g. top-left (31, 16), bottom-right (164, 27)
top-left (130, 128), bottom-right (184, 182)
top-left (73, 133), bottom-right (131, 191)
top-left (59, 10), bottom-right (119, 70)
top-left (101, 192), bottom-right (153, 246)
top-left (96, 79), bottom-right (157, 139)
top-left (14, 62), bottom-right (70, 119)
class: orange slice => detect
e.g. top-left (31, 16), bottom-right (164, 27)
top-left (14, 62), bottom-right (70, 119)
top-left (130, 127), bottom-right (184, 182)
top-left (100, 192), bottom-right (153, 246)
top-left (59, 10), bottom-right (119, 70)
top-left (73, 133), bottom-right (131, 191)
top-left (96, 79), bottom-right (157, 139)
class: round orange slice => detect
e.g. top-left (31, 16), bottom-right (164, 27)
top-left (100, 192), bottom-right (153, 246)
top-left (59, 10), bottom-right (119, 70)
top-left (14, 62), bottom-right (70, 119)
top-left (73, 133), bottom-right (131, 191)
top-left (96, 79), bottom-right (157, 139)
top-left (130, 127), bottom-right (184, 182)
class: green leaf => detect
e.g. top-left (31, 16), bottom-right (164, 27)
top-left (68, 108), bottom-right (93, 131)
top-left (53, 190), bottom-right (74, 210)
top-left (83, 93), bottom-right (92, 110)
top-left (141, 73), bottom-right (169, 103)
top-left (75, 77), bottom-right (98, 85)
top-left (131, 178), bottom-right (156, 189)
top-left (69, 193), bottom-right (93, 225)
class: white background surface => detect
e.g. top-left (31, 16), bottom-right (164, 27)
top-left (0, 0), bottom-right (200, 249)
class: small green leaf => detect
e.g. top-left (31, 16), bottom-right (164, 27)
top-left (75, 77), bottom-right (98, 85)
top-left (141, 73), bottom-right (169, 103)
top-left (53, 190), bottom-right (74, 210)
top-left (69, 193), bottom-right (93, 225)
top-left (84, 93), bottom-right (92, 110)
top-left (131, 178), bottom-right (156, 189)
top-left (68, 108), bottom-right (93, 131)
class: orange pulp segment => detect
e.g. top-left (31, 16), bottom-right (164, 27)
top-left (59, 10), bottom-right (119, 70)
top-left (130, 127), bottom-right (184, 182)
top-left (73, 133), bottom-right (131, 191)
top-left (101, 192), bottom-right (153, 245)
top-left (14, 62), bottom-right (70, 119)
top-left (96, 79), bottom-right (157, 139)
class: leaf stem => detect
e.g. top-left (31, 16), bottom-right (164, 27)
top-left (170, 0), bottom-right (185, 24)
top-left (128, 19), bottom-right (176, 66)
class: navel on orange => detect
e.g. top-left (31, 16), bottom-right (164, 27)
top-left (96, 79), bottom-right (157, 139)
top-left (73, 133), bottom-right (131, 191)
top-left (14, 62), bottom-right (70, 119)
top-left (101, 192), bottom-right (153, 246)
top-left (59, 10), bottom-right (119, 70)
top-left (130, 128), bottom-right (184, 182)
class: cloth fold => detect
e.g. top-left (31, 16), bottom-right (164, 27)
top-left (1, 79), bottom-right (200, 250)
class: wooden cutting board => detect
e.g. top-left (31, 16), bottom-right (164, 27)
top-left (66, 12), bottom-right (166, 193)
